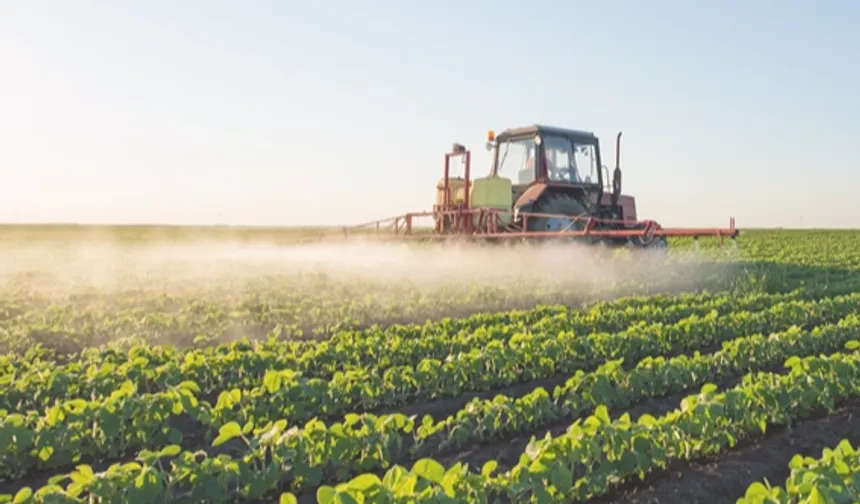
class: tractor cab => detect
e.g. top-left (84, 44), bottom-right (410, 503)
top-left (485, 125), bottom-right (617, 215)
top-left (434, 124), bottom-right (631, 234)
top-left (489, 125), bottom-right (603, 190)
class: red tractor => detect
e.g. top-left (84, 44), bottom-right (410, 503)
top-left (342, 124), bottom-right (738, 248)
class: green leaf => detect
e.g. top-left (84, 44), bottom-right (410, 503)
top-left (528, 460), bottom-right (550, 475)
top-left (533, 482), bottom-right (555, 504)
top-left (383, 465), bottom-right (407, 488)
top-left (3, 414), bottom-right (24, 427)
top-left (637, 414), bottom-right (658, 426)
top-left (179, 380), bottom-right (201, 393)
top-left (807, 487), bottom-right (826, 504)
top-left (212, 421), bottom-right (242, 447)
top-left (12, 488), bottom-right (33, 504)
top-left (132, 467), bottom-right (165, 503)
top-left (263, 371), bottom-right (282, 394)
top-left (744, 482), bottom-right (770, 498)
top-left (593, 405), bottom-right (611, 424)
top-left (38, 445), bottom-right (54, 462)
top-left (158, 445), bottom-right (181, 458)
top-left (279, 493), bottom-right (298, 504)
top-left (784, 356), bottom-right (801, 368)
top-left (481, 460), bottom-right (498, 477)
top-left (412, 458), bottom-right (445, 483)
top-left (788, 454), bottom-right (804, 469)
top-left (347, 474), bottom-right (382, 491)
top-left (700, 382), bottom-right (718, 395)
top-left (550, 464), bottom-right (573, 494)
top-left (833, 459), bottom-right (850, 475)
top-left (47, 474), bottom-right (69, 486)
top-left (317, 486), bottom-right (336, 504)
top-left (334, 491), bottom-right (360, 504)
top-left (70, 465), bottom-right (95, 485)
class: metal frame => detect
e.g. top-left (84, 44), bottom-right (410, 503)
top-left (345, 211), bottom-right (738, 245)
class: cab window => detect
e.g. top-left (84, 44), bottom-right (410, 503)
top-left (495, 137), bottom-right (537, 185)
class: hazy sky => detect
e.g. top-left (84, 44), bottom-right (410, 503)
top-left (1, 1), bottom-right (858, 228)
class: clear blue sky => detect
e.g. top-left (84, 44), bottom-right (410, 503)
top-left (1, 0), bottom-right (858, 228)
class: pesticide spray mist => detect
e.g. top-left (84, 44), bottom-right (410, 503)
top-left (0, 235), bottom-right (741, 300)
top-left (0, 236), bottom-right (744, 348)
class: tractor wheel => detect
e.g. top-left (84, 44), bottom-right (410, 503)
top-left (526, 193), bottom-right (591, 243)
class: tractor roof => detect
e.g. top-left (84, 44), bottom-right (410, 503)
top-left (496, 124), bottom-right (597, 140)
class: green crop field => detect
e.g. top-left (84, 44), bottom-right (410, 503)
top-left (2, 226), bottom-right (860, 503)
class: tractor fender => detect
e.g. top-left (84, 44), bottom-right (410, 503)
top-left (514, 183), bottom-right (549, 210)
top-left (515, 182), bottom-right (588, 211)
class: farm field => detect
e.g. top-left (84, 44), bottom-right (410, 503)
top-left (2, 226), bottom-right (860, 503)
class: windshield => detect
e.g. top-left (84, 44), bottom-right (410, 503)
top-left (495, 137), bottom-right (537, 184)
top-left (494, 135), bottom-right (599, 185)
top-left (543, 136), bottom-right (598, 183)
top-left (573, 143), bottom-right (598, 184)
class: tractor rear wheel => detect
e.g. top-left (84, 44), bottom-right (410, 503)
top-left (526, 193), bottom-right (591, 242)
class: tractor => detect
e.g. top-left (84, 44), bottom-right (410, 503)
top-left (435, 125), bottom-right (676, 248)
top-left (339, 124), bottom-right (738, 246)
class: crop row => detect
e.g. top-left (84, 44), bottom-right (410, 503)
top-left (3, 229), bottom-right (859, 354)
top-left (1, 287), bottom-right (810, 382)
top-left (311, 347), bottom-right (860, 503)
top-left (115, 291), bottom-right (860, 424)
top-left (4, 289), bottom-right (855, 416)
top-left (7, 337), bottom-right (860, 503)
top-left (736, 438), bottom-right (859, 503)
top-left (0, 288), bottom-right (819, 412)
top-left (0, 287), bottom-right (744, 376)
top-left (2, 290), bottom-right (856, 470)
top-left (3, 310), bottom-right (859, 497)
top-left (3, 293), bottom-right (858, 480)
top-left (0, 255), bottom-right (745, 354)
top-left (412, 314), bottom-right (860, 460)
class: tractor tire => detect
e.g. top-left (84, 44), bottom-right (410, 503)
top-left (525, 193), bottom-right (591, 243)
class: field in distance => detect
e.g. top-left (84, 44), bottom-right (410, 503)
top-left (2, 225), bottom-right (860, 503)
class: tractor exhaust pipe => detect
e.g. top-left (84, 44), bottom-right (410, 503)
top-left (611, 131), bottom-right (622, 209)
